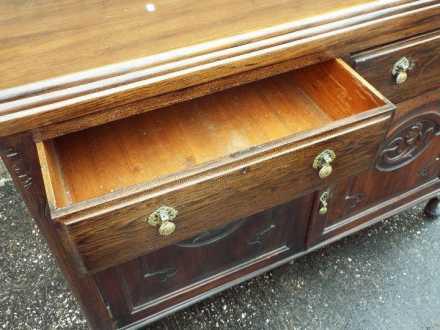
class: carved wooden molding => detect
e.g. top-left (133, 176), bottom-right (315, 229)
top-left (176, 220), bottom-right (245, 248)
top-left (376, 117), bottom-right (440, 172)
top-left (247, 224), bottom-right (277, 247)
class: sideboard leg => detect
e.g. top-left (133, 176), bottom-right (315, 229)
top-left (0, 133), bottom-right (115, 330)
top-left (424, 197), bottom-right (440, 220)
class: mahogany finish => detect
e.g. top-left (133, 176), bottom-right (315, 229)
top-left (0, 2), bottom-right (439, 329)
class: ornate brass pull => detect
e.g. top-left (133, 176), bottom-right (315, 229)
top-left (319, 190), bottom-right (330, 215)
top-left (392, 57), bottom-right (411, 85)
top-left (147, 206), bottom-right (178, 236)
top-left (313, 149), bottom-right (336, 179)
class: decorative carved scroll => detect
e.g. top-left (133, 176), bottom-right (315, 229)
top-left (176, 220), bottom-right (245, 248)
top-left (376, 118), bottom-right (440, 172)
top-left (247, 224), bottom-right (276, 247)
top-left (143, 267), bottom-right (176, 283)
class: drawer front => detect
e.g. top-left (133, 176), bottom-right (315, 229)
top-left (351, 30), bottom-right (440, 103)
top-left (61, 112), bottom-right (392, 273)
top-left (307, 94), bottom-right (440, 245)
top-left (95, 198), bottom-right (311, 327)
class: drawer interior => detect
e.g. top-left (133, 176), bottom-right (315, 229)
top-left (37, 59), bottom-right (387, 209)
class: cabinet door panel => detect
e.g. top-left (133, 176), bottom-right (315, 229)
top-left (308, 94), bottom-right (440, 245)
top-left (95, 196), bottom-right (312, 328)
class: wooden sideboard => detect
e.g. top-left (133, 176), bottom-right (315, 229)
top-left (0, 1), bottom-right (439, 329)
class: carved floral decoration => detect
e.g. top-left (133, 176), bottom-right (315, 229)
top-left (376, 118), bottom-right (440, 172)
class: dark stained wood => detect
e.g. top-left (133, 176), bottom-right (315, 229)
top-left (309, 179), bottom-right (440, 248)
top-left (0, 134), bottom-right (114, 330)
top-left (307, 90), bottom-right (440, 245)
top-left (352, 30), bottom-right (440, 103)
top-left (0, 1), bottom-right (439, 137)
top-left (94, 174), bottom-right (440, 328)
top-left (95, 197), bottom-right (312, 328)
top-left (308, 178), bottom-right (440, 251)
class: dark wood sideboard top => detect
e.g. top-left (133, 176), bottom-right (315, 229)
top-left (0, 0), bottom-right (439, 138)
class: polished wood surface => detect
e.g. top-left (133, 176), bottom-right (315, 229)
top-left (42, 60), bottom-right (384, 207)
top-left (0, 1), bottom-right (438, 138)
top-left (0, 0), bottom-right (385, 89)
top-left (352, 30), bottom-right (440, 103)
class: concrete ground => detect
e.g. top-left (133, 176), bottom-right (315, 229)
top-left (0, 165), bottom-right (439, 330)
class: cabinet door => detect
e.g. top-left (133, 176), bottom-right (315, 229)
top-left (308, 94), bottom-right (440, 246)
top-left (95, 195), bottom-right (312, 328)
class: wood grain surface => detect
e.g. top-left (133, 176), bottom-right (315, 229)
top-left (60, 113), bottom-right (392, 273)
top-left (44, 60), bottom-right (384, 207)
top-left (0, 0), bottom-right (438, 137)
top-left (307, 90), bottom-right (440, 245)
top-left (0, 0), bottom-right (385, 89)
top-left (352, 30), bottom-right (440, 103)
top-left (32, 59), bottom-right (394, 273)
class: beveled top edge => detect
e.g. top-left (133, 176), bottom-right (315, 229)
top-left (0, 0), bottom-right (436, 137)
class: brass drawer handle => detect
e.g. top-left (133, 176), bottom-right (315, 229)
top-left (392, 57), bottom-right (411, 85)
top-left (313, 149), bottom-right (336, 179)
top-left (147, 206), bottom-right (178, 236)
top-left (319, 189), bottom-right (330, 215)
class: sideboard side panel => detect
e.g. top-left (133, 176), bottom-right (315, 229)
top-left (0, 134), bottom-right (114, 330)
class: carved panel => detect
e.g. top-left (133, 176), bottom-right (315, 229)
top-left (376, 117), bottom-right (440, 172)
top-left (247, 224), bottom-right (277, 247)
top-left (176, 220), bottom-right (245, 248)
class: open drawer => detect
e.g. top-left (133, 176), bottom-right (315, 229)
top-left (36, 59), bottom-right (395, 273)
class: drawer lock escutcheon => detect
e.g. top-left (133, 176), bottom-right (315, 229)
top-left (147, 206), bottom-right (178, 236)
top-left (313, 149), bottom-right (336, 179)
top-left (319, 190), bottom-right (330, 215)
top-left (392, 57), bottom-right (411, 85)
